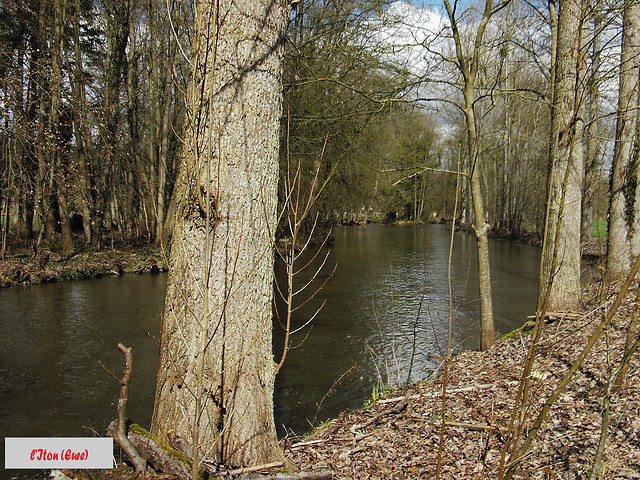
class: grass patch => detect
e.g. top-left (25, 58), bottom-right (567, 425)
top-left (592, 220), bottom-right (607, 240)
top-left (363, 384), bottom-right (394, 407)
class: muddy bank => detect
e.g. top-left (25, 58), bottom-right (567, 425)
top-left (0, 247), bottom-right (167, 288)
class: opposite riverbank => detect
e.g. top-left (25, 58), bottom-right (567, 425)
top-left (0, 225), bottom-right (606, 289)
top-left (0, 246), bottom-right (167, 287)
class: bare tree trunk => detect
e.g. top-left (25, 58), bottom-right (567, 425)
top-left (148, 0), bottom-right (161, 240)
top-left (466, 101), bottom-right (495, 351)
top-left (607, 0), bottom-right (640, 278)
top-left (50, 0), bottom-right (74, 255)
top-left (152, 0), bottom-right (288, 469)
top-left (94, 0), bottom-right (130, 249)
top-left (155, 36), bottom-right (177, 244)
top-left (34, 0), bottom-right (52, 253)
top-left (69, 0), bottom-right (96, 245)
top-left (126, 20), bottom-right (155, 243)
top-left (581, 12), bottom-right (602, 243)
top-left (542, 0), bottom-right (588, 311)
top-left (443, 0), bottom-right (504, 350)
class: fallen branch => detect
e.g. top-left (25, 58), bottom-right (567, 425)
top-left (350, 396), bottom-right (408, 439)
top-left (290, 439), bottom-right (325, 449)
top-left (227, 461), bottom-right (284, 476)
top-left (111, 343), bottom-right (146, 473)
top-left (376, 394), bottom-right (422, 405)
top-left (240, 472), bottom-right (333, 480)
top-left (223, 461), bottom-right (332, 479)
top-left (377, 381), bottom-right (519, 405)
top-left (127, 426), bottom-right (193, 479)
top-left (526, 312), bottom-right (583, 320)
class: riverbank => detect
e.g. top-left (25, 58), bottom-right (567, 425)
top-left (284, 279), bottom-right (640, 479)
top-left (1, 226), bottom-right (605, 289)
top-left (0, 246), bottom-right (167, 287)
top-left (49, 276), bottom-right (640, 479)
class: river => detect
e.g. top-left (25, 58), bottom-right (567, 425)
top-left (0, 224), bottom-right (540, 476)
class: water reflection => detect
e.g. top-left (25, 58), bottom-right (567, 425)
top-left (0, 274), bottom-right (165, 477)
top-left (0, 224), bottom-right (540, 475)
top-left (273, 224), bottom-right (540, 435)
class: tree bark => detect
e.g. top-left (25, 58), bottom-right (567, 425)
top-left (581, 12), bottom-right (602, 244)
top-left (607, 0), bottom-right (640, 278)
top-left (155, 35), bottom-right (177, 244)
top-left (152, 0), bottom-right (288, 469)
top-left (542, 0), bottom-right (588, 311)
top-left (443, 0), bottom-right (501, 350)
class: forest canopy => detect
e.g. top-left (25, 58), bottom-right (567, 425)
top-left (0, 0), bottom-right (621, 256)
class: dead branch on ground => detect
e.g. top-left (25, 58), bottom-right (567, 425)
top-left (111, 343), bottom-right (147, 473)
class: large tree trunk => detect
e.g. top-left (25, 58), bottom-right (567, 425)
top-left (152, 0), bottom-right (288, 470)
top-left (607, 0), bottom-right (640, 278)
top-left (541, 0), bottom-right (588, 311)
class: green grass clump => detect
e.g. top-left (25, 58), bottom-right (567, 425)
top-left (363, 384), bottom-right (394, 407)
top-left (592, 220), bottom-right (607, 240)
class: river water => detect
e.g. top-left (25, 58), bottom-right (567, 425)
top-left (0, 224), bottom-right (540, 474)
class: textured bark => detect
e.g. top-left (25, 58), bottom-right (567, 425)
top-left (468, 101), bottom-right (495, 351)
top-left (152, 0), bottom-right (287, 469)
top-left (155, 37), bottom-right (176, 244)
top-left (542, 0), bottom-right (588, 311)
top-left (607, 0), bottom-right (640, 279)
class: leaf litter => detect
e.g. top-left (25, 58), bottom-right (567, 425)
top-left (284, 279), bottom-right (640, 479)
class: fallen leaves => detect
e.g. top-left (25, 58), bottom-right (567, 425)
top-left (285, 280), bottom-right (640, 479)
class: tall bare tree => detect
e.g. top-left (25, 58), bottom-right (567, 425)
top-left (93, 0), bottom-right (129, 249)
top-left (607, 0), bottom-right (640, 279)
top-left (441, 0), bottom-right (513, 350)
top-left (152, 0), bottom-right (288, 470)
top-left (541, 0), bottom-right (589, 310)
top-left (581, 10), bottom-right (603, 244)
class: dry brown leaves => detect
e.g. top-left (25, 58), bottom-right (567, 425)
top-left (284, 281), bottom-right (640, 479)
